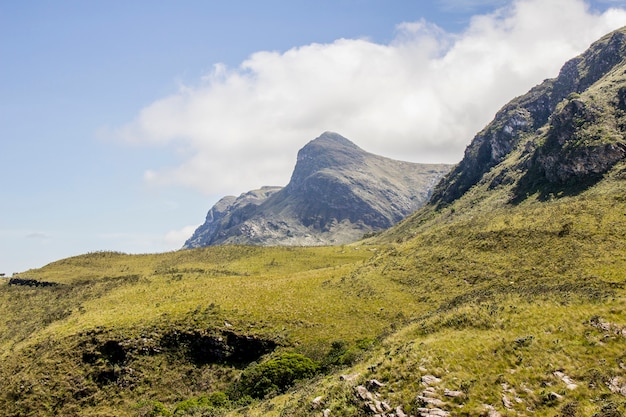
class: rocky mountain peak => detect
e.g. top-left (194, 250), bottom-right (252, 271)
top-left (430, 26), bottom-right (626, 206)
top-left (304, 131), bottom-right (361, 150)
top-left (287, 132), bottom-right (365, 191)
top-left (184, 133), bottom-right (452, 248)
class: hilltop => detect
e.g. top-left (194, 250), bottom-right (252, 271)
top-left (430, 28), bottom-right (626, 207)
top-left (184, 132), bottom-right (452, 247)
top-left (0, 27), bottom-right (626, 417)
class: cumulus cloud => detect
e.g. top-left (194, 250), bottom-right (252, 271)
top-left (163, 225), bottom-right (199, 247)
top-left (92, 228), bottom-right (196, 253)
top-left (114, 0), bottom-right (626, 196)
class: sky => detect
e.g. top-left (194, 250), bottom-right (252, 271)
top-left (2, 0), bottom-right (626, 274)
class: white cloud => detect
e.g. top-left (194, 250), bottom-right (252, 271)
top-left (163, 225), bottom-right (199, 247)
top-left (114, 0), bottom-right (626, 196)
top-left (94, 226), bottom-right (199, 252)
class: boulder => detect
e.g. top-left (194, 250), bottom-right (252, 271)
top-left (421, 375), bottom-right (442, 386)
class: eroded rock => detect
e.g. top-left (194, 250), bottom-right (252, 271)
top-left (443, 389), bottom-right (465, 399)
top-left (421, 375), bottom-right (442, 386)
top-left (417, 395), bottom-right (446, 408)
top-left (311, 395), bottom-right (324, 409)
top-left (608, 376), bottom-right (626, 396)
top-left (416, 407), bottom-right (449, 417)
top-left (367, 379), bottom-right (386, 391)
top-left (355, 385), bottom-right (373, 402)
top-left (554, 371), bottom-right (578, 390)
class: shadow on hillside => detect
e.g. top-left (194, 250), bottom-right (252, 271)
top-left (510, 169), bottom-right (603, 204)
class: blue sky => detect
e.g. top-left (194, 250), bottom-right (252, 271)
top-left (2, 0), bottom-right (626, 274)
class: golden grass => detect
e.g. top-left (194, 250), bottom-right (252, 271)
top-left (1, 168), bottom-right (626, 416)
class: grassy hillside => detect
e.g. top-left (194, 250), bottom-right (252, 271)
top-left (224, 159), bottom-right (626, 417)
top-left (4, 28), bottom-right (626, 417)
top-left (1, 159), bottom-right (625, 416)
top-left (0, 245), bottom-right (416, 416)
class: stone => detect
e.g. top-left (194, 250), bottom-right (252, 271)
top-left (421, 375), bottom-right (442, 386)
top-left (502, 394), bottom-right (513, 410)
top-left (422, 387), bottom-right (438, 398)
top-left (554, 371), bottom-right (578, 390)
top-left (417, 395), bottom-right (446, 408)
top-left (546, 392), bottom-right (563, 402)
top-left (608, 376), bottom-right (626, 396)
top-left (355, 385), bottom-right (373, 401)
top-left (367, 379), bottom-right (386, 391)
top-left (395, 405), bottom-right (408, 417)
top-left (443, 389), bottom-right (465, 398)
top-left (483, 404), bottom-right (502, 417)
top-left (590, 317), bottom-right (626, 338)
top-left (311, 396), bottom-right (324, 409)
top-left (417, 407), bottom-right (450, 417)
top-left (373, 399), bottom-right (391, 413)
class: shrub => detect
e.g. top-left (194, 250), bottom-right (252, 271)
top-left (559, 401), bottom-right (579, 417)
top-left (322, 339), bottom-right (376, 369)
top-left (592, 402), bottom-right (624, 417)
top-left (231, 353), bottom-right (319, 399)
top-left (147, 401), bottom-right (172, 417)
top-left (173, 392), bottom-right (230, 416)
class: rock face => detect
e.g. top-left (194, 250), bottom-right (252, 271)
top-left (184, 132), bottom-right (452, 247)
top-left (430, 28), bottom-right (626, 206)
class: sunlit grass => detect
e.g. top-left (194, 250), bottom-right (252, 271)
top-left (1, 167), bottom-right (626, 416)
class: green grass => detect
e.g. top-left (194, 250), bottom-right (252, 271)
top-left (5, 31), bottom-right (626, 416)
top-left (0, 245), bottom-right (413, 416)
top-left (222, 166), bottom-right (626, 417)
top-left (1, 163), bottom-right (626, 416)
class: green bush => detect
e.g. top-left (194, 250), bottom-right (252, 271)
top-left (322, 339), bottom-right (376, 369)
top-left (173, 392), bottom-right (230, 416)
top-left (232, 353), bottom-right (319, 399)
top-left (147, 401), bottom-right (172, 417)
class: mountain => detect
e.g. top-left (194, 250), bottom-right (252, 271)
top-left (2, 28), bottom-right (626, 417)
top-left (184, 132), bottom-right (452, 247)
top-left (430, 28), bottom-right (626, 207)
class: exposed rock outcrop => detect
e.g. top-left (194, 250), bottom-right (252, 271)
top-left (431, 28), bottom-right (626, 206)
top-left (185, 132), bottom-right (452, 247)
top-left (8, 277), bottom-right (58, 287)
top-left (81, 329), bottom-right (276, 371)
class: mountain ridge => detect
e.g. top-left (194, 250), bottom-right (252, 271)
top-left (2, 26), bottom-right (626, 417)
top-left (430, 28), bottom-right (626, 207)
top-left (184, 132), bottom-right (452, 247)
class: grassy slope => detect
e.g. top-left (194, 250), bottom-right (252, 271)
top-left (1, 167), bottom-right (625, 416)
top-left (0, 245), bottom-right (420, 416)
top-left (227, 161), bottom-right (626, 417)
top-left (1, 174), bottom-right (626, 415)
top-left (232, 58), bottom-right (626, 416)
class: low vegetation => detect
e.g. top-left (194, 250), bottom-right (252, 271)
top-left (2, 29), bottom-right (626, 416)
top-left (1, 160), bottom-right (625, 416)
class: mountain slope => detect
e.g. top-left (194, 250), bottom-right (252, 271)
top-left (2, 27), bottom-right (626, 417)
top-left (184, 132), bottom-right (452, 247)
top-left (430, 28), bottom-right (626, 207)
top-left (243, 26), bottom-right (626, 417)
